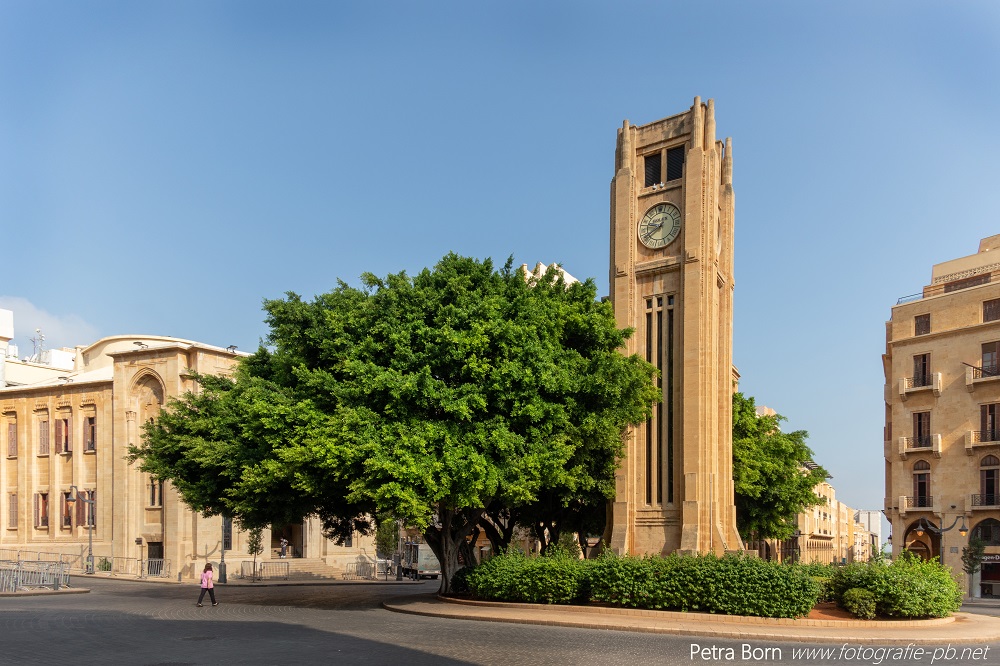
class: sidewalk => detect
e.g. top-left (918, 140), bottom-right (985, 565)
top-left (383, 594), bottom-right (1000, 645)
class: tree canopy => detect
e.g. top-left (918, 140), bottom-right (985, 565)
top-left (732, 392), bottom-right (827, 541)
top-left (131, 254), bottom-right (658, 591)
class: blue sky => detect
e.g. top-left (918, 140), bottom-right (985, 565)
top-left (3, 1), bottom-right (999, 530)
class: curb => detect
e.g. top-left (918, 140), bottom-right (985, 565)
top-left (382, 594), bottom-right (1000, 645)
top-left (0, 587), bottom-right (90, 597)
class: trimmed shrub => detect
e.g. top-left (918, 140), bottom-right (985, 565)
top-left (450, 566), bottom-right (475, 595)
top-left (830, 552), bottom-right (961, 618)
top-left (466, 549), bottom-right (591, 604)
top-left (586, 552), bottom-right (818, 618)
top-left (842, 587), bottom-right (877, 620)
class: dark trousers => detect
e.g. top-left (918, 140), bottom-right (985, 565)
top-left (197, 587), bottom-right (217, 605)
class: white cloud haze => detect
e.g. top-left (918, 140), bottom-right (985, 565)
top-left (0, 297), bottom-right (101, 354)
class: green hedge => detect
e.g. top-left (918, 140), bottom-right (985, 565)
top-left (829, 552), bottom-right (961, 618)
top-left (842, 587), bottom-right (877, 620)
top-left (467, 551), bottom-right (819, 618)
top-left (466, 549), bottom-right (592, 604)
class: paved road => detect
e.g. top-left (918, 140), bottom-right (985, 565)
top-left (2, 577), bottom-right (1000, 665)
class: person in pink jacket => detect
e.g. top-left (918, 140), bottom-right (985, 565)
top-left (197, 563), bottom-right (218, 607)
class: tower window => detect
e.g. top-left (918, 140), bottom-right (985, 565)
top-left (986, 299), bottom-right (1000, 323)
top-left (666, 146), bottom-right (685, 181)
top-left (644, 153), bottom-right (661, 187)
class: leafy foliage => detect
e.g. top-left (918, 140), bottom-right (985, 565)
top-left (732, 393), bottom-right (828, 540)
top-left (469, 551), bottom-right (820, 618)
top-left (842, 587), bottom-right (877, 620)
top-left (962, 536), bottom-right (986, 576)
top-left (829, 552), bottom-right (962, 618)
top-left (131, 254), bottom-right (658, 593)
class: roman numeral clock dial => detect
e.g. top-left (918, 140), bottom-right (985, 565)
top-left (638, 203), bottom-right (682, 249)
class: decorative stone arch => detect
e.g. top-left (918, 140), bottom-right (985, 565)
top-left (130, 370), bottom-right (166, 424)
top-left (972, 518), bottom-right (1000, 546)
top-left (902, 519), bottom-right (938, 561)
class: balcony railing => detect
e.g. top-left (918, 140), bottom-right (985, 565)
top-left (971, 364), bottom-right (1000, 380)
top-left (905, 495), bottom-right (934, 509)
top-left (972, 494), bottom-right (1000, 508)
top-left (904, 375), bottom-right (933, 389)
top-left (904, 435), bottom-right (933, 449)
top-left (973, 431), bottom-right (1000, 444)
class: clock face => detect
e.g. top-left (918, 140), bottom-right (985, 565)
top-left (638, 203), bottom-right (682, 249)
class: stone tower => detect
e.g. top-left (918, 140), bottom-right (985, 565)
top-left (605, 97), bottom-right (741, 555)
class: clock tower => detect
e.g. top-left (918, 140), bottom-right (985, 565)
top-left (605, 97), bottom-right (742, 555)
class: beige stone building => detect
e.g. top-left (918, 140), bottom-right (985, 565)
top-left (605, 97), bottom-right (741, 555)
top-left (885, 236), bottom-right (1000, 596)
top-left (0, 310), bottom-right (374, 580)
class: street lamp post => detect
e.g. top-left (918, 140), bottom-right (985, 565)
top-left (219, 515), bottom-right (228, 584)
top-left (67, 485), bottom-right (94, 574)
top-left (912, 513), bottom-right (969, 566)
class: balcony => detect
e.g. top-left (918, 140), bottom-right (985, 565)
top-left (971, 494), bottom-right (1000, 509)
top-left (899, 372), bottom-right (941, 400)
top-left (898, 495), bottom-right (936, 516)
top-left (966, 364), bottom-right (1000, 391)
top-left (965, 430), bottom-right (1000, 455)
top-left (898, 433), bottom-right (942, 459)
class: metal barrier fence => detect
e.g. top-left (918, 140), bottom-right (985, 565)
top-left (239, 561), bottom-right (289, 581)
top-left (342, 561), bottom-right (376, 580)
top-left (143, 559), bottom-right (170, 578)
top-left (0, 560), bottom-right (70, 592)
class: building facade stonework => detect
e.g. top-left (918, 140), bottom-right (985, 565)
top-left (885, 236), bottom-right (1000, 596)
top-left (0, 317), bottom-right (373, 580)
top-left (605, 97), bottom-right (741, 555)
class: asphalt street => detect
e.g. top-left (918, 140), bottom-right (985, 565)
top-left (2, 577), bottom-right (1000, 666)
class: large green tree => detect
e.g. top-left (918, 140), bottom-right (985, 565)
top-left (132, 254), bottom-right (658, 591)
top-left (732, 392), bottom-right (827, 541)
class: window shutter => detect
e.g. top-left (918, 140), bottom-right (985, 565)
top-left (9, 494), bottom-right (16, 528)
top-left (34, 493), bottom-right (39, 527)
top-left (666, 146), bottom-right (685, 181)
top-left (55, 419), bottom-right (63, 452)
top-left (76, 492), bottom-right (85, 525)
top-left (66, 419), bottom-right (72, 452)
top-left (39, 421), bottom-right (49, 455)
top-left (7, 423), bottom-right (15, 457)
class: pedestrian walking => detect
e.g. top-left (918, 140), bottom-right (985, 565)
top-left (197, 563), bottom-right (218, 607)
top-left (280, 537), bottom-right (288, 558)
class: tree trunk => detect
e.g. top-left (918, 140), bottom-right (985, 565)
top-left (423, 504), bottom-right (483, 594)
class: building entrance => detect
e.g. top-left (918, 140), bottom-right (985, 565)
top-left (272, 524), bottom-right (303, 558)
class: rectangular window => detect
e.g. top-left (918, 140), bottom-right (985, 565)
top-left (222, 516), bottom-right (232, 550)
top-left (85, 416), bottom-right (96, 451)
top-left (6, 421), bottom-right (15, 458)
top-left (666, 146), bottom-right (684, 181)
top-left (8, 494), bottom-right (16, 529)
top-left (644, 153), bottom-right (661, 188)
top-left (38, 420), bottom-right (49, 456)
top-left (149, 479), bottom-right (163, 507)
top-left (984, 342), bottom-right (1000, 376)
top-left (913, 412), bottom-right (931, 446)
top-left (944, 274), bottom-right (990, 293)
top-left (986, 299), bottom-right (1000, 323)
top-left (62, 491), bottom-right (73, 528)
top-left (913, 353), bottom-right (930, 386)
top-left (914, 314), bottom-right (930, 336)
top-left (55, 417), bottom-right (71, 454)
top-left (983, 404), bottom-right (999, 442)
top-left (34, 493), bottom-right (48, 528)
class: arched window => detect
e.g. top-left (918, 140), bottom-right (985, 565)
top-left (973, 518), bottom-right (1000, 546)
top-left (912, 460), bottom-right (931, 507)
top-left (981, 456), bottom-right (1000, 507)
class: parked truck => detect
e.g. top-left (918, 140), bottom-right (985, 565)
top-left (399, 541), bottom-right (441, 579)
